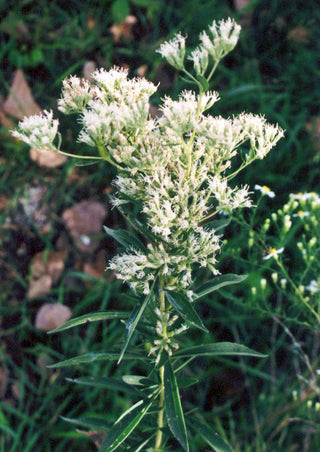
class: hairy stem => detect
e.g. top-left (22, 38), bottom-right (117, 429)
top-left (154, 282), bottom-right (167, 450)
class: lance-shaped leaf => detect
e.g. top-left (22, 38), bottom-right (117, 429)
top-left (61, 416), bottom-right (110, 432)
top-left (187, 418), bottom-right (234, 452)
top-left (122, 375), bottom-right (154, 387)
top-left (164, 356), bottom-right (189, 451)
top-left (194, 274), bottom-right (247, 300)
top-left (66, 376), bottom-right (138, 394)
top-left (174, 342), bottom-right (267, 360)
top-left (48, 351), bottom-right (147, 369)
top-left (99, 398), bottom-right (153, 452)
top-left (166, 292), bottom-right (208, 333)
top-left (204, 217), bottom-right (231, 232)
top-left (48, 311), bottom-right (129, 334)
top-left (103, 225), bottom-right (146, 251)
top-left (118, 282), bottom-right (155, 363)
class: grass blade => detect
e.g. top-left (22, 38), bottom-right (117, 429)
top-left (188, 418), bottom-right (235, 452)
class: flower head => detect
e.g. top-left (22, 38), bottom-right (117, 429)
top-left (263, 247), bottom-right (284, 260)
top-left (200, 18), bottom-right (241, 62)
top-left (254, 184), bottom-right (276, 198)
top-left (11, 110), bottom-right (59, 150)
top-left (156, 33), bottom-right (186, 70)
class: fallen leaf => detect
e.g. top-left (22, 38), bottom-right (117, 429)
top-left (137, 64), bottom-right (148, 78)
top-left (76, 430), bottom-right (106, 449)
top-left (0, 195), bottom-right (8, 211)
top-left (3, 69), bottom-right (41, 120)
top-left (27, 250), bottom-right (67, 299)
top-left (109, 15), bottom-right (137, 42)
top-left (30, 147), bottom-right (67, 168)
top-left (0, 11), bottom-right (31, 41)
top-left (287, 27), bottom-right (309, 44)
top-left (27, 274), bottom-right (52, 299)
top-left (83, 61), bottom-right (97, 81)
top-left (306, 117), bottom-right (320, 152)
top-left (83, 249), bottom-right (106, 280)
top-left (13, 185), bottom-right (52, 232)
top-left (62, 200), bottom-right (107, 252)
top-left (35, 303), bottom-right (72, 331)
top-left (0, 366), bottom-right (8, 398)
top-left (30, 250), bottom-right (67, 283)
top-left (234, 0), bottom-right (251, 10)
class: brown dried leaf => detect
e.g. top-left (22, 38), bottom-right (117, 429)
top-left (62, 200), bottom-right (107, 252)
top-left (83, 250), bottom-right (106, 280)
top-left (30, 147), bottom-right (67, 168)
top-left (0, 366), bottom-right (8, 398)
top-left (35, 303), bottom-right (72, 331)
top-left (83, 61), bottom-right (97, 81)
top-left (109, 15), bottom-right (137, 42)
top-left (27, 274), bottom-right (52, 299)
top-left (0, 12), bottom-right (31, 41)
top-left (3, 69), bottom-right (41, 120)
top-left (30, 250), bottom-right (67, 283)
top-left (287, 27), bottom-right (309, 44)
top-left (306, 117), bottom-right (320, 152)
top-left (234, 0), bottom-right (251, 10)
top-left (76, 430), bottom-right (106, 449)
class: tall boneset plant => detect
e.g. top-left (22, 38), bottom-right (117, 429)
top-left (13, 18), bottom-right (284, 452)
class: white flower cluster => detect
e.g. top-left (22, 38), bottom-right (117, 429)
top-left (199, 18), bottom-right (241, 63)
top-left (12, 110), bottom-right (59, 150)
top-left (12, 19), bottom-right (284, 296)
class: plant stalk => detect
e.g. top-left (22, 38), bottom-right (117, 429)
top-left (154, 281), bottom-right (167, 450)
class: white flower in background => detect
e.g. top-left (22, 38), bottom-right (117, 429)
top-left (306, 280), bottom-right (319, 294)
top-left (200, 18), bottom-right (241, 62)
top-left (254, 184), bottom-right (276, 198)
top-left (11, 110), bottom-right (59, 150)
top-left (263, 247), bottom-right (284, 260)
top-left (156, 32), bottom-right (186, 69)
top-left (293, 210), bottom-right (310, 218)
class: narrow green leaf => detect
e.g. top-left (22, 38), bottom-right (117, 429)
top-left (61, 416), bottom-right (110, 432)
top-left (48, 311), bottom-right (129, 334)
top-left (122, 375), bottom-right (154, 386)
top-left (188, 418), bottom-right (235, 452)
top-left (103, 225), bottom-right (146, 251)
top-left (48, 351), bottom-right (147, 368)
top-left (174, 342), bottom-right (267, 360)
top-left (166, 292), bottom-right (208, 333)
top-left (164, 356), bottom-right (189, 451)
top-left (204, 217), bottom-right (231, 232)
top-left (66, 376), bottom-right (138, 394)
top-left (176, 376), bottom-right (199, 388)
top-left (132, 435), bottom-right (152, 451)
top-left (194, 274), bottom-right (247, 300)
top-left (100, 399), bottom-right (153, 452)
top-left (118, 282), bottom-right (155, 363)
top-left (197, 74), bottom-right (210, 92)
top-left (73, 159), bottom-right (100, 167)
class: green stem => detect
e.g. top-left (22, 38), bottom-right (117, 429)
top-left (154, 282), bottom-right (167, 450)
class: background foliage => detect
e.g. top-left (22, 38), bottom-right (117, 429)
top-left (0, 0), bottom-right (319, 451)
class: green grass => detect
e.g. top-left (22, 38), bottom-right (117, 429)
top-left (1, 0), bottom-right (320, 450)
